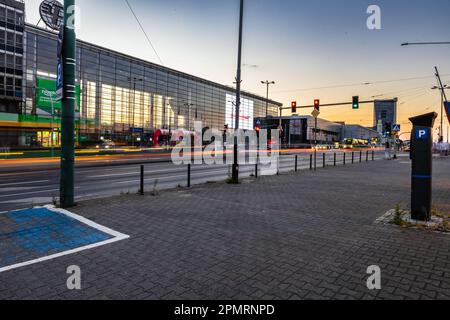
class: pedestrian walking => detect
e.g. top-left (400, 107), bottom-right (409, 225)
top-left (385, 141), bottom-right (392, 160)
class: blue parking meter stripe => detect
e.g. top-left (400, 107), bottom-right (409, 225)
top-left (412, 175), bottom-right (432, 179)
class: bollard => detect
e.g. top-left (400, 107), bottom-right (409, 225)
top-left (187, 164), bottom-right (191, 188)
top-left (310, 154), bottom-right (313, 170)
top-left (314, 151), bottom-right (317, 171)
top-left (139, 165), bottom-right (144, 195)
top-left (323, 153), bottom-right (326, 168)
top-left (372, 150), bottom-right (375, 161)
top-left (255, 163), bottom-right (258, 178)
top-left (343, 153), bottom-right (346, 165)
top-left (360, 151), bottom-right (362, 163)
top-left (352, 152), bottom-right (354, 164)
top-left (295, 155), bottom-right (298, 172)
top-left (366, 150), bottom-right (369, 162)
top-left (334, 153), bottom-right (336, 167)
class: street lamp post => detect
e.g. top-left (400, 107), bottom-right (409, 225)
top-left (432, 84), bottom-right (448, 142)
top-left (231, 0), bottom-right (244, 184)
top-left (128, 76), bottom-right (143, 147)
top-left (261, 80), bottom-right (275, 117)
top-left (184, 103), bottom-right (194, 131)
top-left (60, 0), bottom-right (76, 208)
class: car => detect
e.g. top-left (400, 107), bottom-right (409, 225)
top-left (96, 140), bottom-right (116, 150)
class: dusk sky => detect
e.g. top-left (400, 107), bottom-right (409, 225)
top-left (25, 0), bottom-right (450, 137)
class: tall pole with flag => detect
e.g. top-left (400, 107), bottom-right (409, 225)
top-left (60, 0), bottom-right (76, 208)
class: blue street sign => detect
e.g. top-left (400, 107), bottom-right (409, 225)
top-left (130, 127), bottom-right (144, 134)
top-left (392, 124), bottom-right (401, 132)
top-left (256, 120), bottom-right (262, 126)
top-left (56, 60), bottom-right (63, 101)
top-left (415, 128), bottom-right (430, 140)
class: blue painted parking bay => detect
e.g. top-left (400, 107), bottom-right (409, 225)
top-left (0, 206), bottom-right (129, 273)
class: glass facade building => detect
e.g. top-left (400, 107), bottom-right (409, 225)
top-left (0, 1), bottom-right (282, 148)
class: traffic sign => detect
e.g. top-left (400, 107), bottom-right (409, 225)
top-left (415, 128), bottom-right (430, 140)
top-left (56, 61), bottom-right (63, 101)
top-left (392, 124), bottom-right (401, 132)
top-left (56, 25), bottom-right (64, 101)
top-left (39, 0), bottom-right (64, 31)
top-left (311, 109), bottom-right (320, 119)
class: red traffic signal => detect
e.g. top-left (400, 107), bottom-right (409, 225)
top-left (291, 101), bottom-right (297, 113)
top-left (314, 99), bottom-right (320, 111)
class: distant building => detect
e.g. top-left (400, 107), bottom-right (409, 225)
top-left (341, 125), bottom-right (380, 141)
top-left (0, 0), bottom-right (282, 149)
top-left (374, 99), bottom-right (398, 130)
top-left (254, 116), bottom-right (379, 147)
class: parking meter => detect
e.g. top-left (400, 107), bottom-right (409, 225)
top-left (409, 112), bottom-right (438, 221)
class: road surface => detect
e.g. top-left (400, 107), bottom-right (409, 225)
top-left (0, 150), bottom-right (385, 212)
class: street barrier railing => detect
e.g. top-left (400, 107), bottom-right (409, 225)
top-left (134, 150), bottom-right (384, 194)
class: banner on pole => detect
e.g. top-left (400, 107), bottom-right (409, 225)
top-left (445, 101), bottom-right (450, 125)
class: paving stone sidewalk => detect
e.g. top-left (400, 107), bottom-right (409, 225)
top-left (0, 157), bottom-right (449, 300)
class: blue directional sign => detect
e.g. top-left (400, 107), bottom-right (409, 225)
top-left (415, 128), bottom-right (430, 140)
top-left (56, 60), bottom-right (63, 101)
top-left (392, 124), bottom-right (401, 132)
top-left (56, 25), bottom-right (64, 101)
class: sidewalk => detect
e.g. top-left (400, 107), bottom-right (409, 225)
top-left (0, 158), bottom-right (449, 300)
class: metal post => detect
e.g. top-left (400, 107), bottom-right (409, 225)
top-left (352, 152), bottom-right (354, 164)
top-left (360, 151), bottom-right (362, 163)
top-left (187, 164), bottom-right (191, 188)
top-left (372, 150), bottom-right (375, 161)
top-left (255, 163), bottom-right (258, 178)
top-left (231, 0), bottom-right (244, 184)
top-left (140, 165), bottom-right (144, 195)
top-left (314, 151), bottom-right (317, 171)
top-left (60, 0), bottom-right (76, 208)
top-left (310, 154), bottom-right (313, 170)
top-left (343, 153), bottom-right (346, 165)
top-left (366, 150), bottom-right (369, 162)
top-left (323, 153), bottom-right (326, 168)
top-left (295, 155), bottom-right (298, 172)
top-left (334, 153), bottom-right (336, 166)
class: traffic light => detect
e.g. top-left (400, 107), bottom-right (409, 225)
top-left (352, 96), bottom-right (359, 109)
top-left (291, 101), bottom-right (297, 113)
top-left (384, 122), bottom-right (392, 137)
top-left (314, 99), bottom-right (320, 111)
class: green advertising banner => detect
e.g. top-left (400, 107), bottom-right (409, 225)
top-left (36, 78), bottom-right (80, 113)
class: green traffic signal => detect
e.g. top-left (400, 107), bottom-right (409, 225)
top-left (352, 96), bottom-right (359, 109)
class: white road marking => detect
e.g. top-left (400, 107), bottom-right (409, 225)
top-left (0, 186), bottom-right (44, 193)
top-left (0, 189), bottom-right (59, 199)
top-left (0, 180), bottom-right (51, 187)
top-left (0, 197), bottom-right (54, 204)
top-left (0, 187), bottom-right (80, 199)
top-left (0, 205), bottom-right (130, 274)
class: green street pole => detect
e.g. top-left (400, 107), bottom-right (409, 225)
top-left (60, 0), bottom-right (76, 208)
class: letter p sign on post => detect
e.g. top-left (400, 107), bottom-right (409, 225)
top-left (409, 112), bottom-right (438, 221)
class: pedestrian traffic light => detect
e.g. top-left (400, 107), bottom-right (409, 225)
top-left (352, 96), bottom-right (359, 109)
top-left (314, 99), bottom-right (320, 111)
top-left (291, 101), bottom-right (297, 113)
